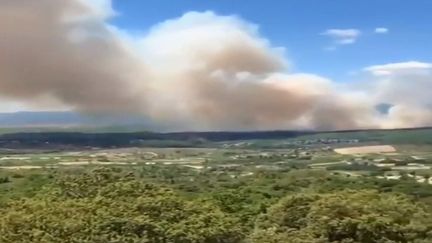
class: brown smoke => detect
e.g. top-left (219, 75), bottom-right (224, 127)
top-left (0, 0), bottom-right (148, 113)
top-left (140, 12), bottom-right (378, 130)
top-left (0, 0), bottom-right (430, 131)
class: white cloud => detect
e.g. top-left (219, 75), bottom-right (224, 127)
top-left (322, 28), bottom-right (361, 45)
top-left (374, 27), bottom-right (389, 34)
top-left (364, 61), bottom-right (432, 76)
top-left (323, 46), bottom-right (337, 52)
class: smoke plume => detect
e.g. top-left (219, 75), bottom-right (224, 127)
top-left (0, 0), bottom-right (149, 113)
top-left (0, 0), bottom-right (430, 131)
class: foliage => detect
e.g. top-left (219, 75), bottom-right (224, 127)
top-left (252, 190), bottom-right (432, 243)
top-left (0, 168), bottom-right (243, 243)
top-left (0, 176), bottom-right (10, 184)
top-left (1, 167), bottom-right (432, 242)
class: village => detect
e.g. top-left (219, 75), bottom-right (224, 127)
top-left (0, 137), bottom-right (431, 185)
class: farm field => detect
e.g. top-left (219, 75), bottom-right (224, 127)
top-left (2, 128), bottom-right (432, 182)
top-left (1, 128), bottom-right (432, 242)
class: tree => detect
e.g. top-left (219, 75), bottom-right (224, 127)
top-left (0, 176), bottom-right (10, 184)
top-left (0, 168), bottom-right (244, 243)
top-left (424, 174), bottom-right (431, 184)
top-left (251, 190), bottom-right (432, 243)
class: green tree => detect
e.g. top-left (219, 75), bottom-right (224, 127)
top-left (0, 168), bottom-right (244, 243)
top-left (251, 190), bottom-right (432, 243)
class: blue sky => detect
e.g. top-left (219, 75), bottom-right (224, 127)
top-left (110, 0), bottom-right (432, 81)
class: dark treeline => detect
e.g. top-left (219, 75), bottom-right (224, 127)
top-left (0, 131), bottom-right (309, 148)
top-left (1, 127), bottom-right (432, 148)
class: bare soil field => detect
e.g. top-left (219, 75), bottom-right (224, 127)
top-left (334, 145), bottom-right (396, 155)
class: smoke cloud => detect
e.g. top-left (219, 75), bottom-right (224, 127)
top-left (364, 62), bottom-right (432, 128)
top-left (0, 0), bottom-right (148, 113)
top-left (0, 0), bottom-right (430, 131)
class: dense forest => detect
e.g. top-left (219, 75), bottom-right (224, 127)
top-left (1, 167), bottom-right (432, 242)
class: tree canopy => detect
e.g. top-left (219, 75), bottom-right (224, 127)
top-left (1, 168), bottom-right (432, 242)
top-left (252, 190), bottom-right (432, 243)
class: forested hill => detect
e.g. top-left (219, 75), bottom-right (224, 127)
top-left (0, 131), bottom-right (308, 148)
top-left (0, 127), bottom-right (431, 148)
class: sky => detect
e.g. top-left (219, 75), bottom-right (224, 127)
top-left (0, 0), bottom-right (432, 131)
top-left (111, 0), bottom-right (432, 81)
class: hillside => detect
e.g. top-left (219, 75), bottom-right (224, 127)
top-left (0, 127), bottom-right (431, 149)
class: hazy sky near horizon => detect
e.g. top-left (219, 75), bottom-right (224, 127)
top-left (0, 0), bottom-right (431, 131)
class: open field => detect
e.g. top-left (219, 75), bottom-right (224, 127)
top-left (1, 128), bottom-right (432, 185)
top-left (334, 145), bottom-right (396, 154)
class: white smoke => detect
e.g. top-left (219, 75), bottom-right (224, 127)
top-left (364, 62), bottom-right (432, 128)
